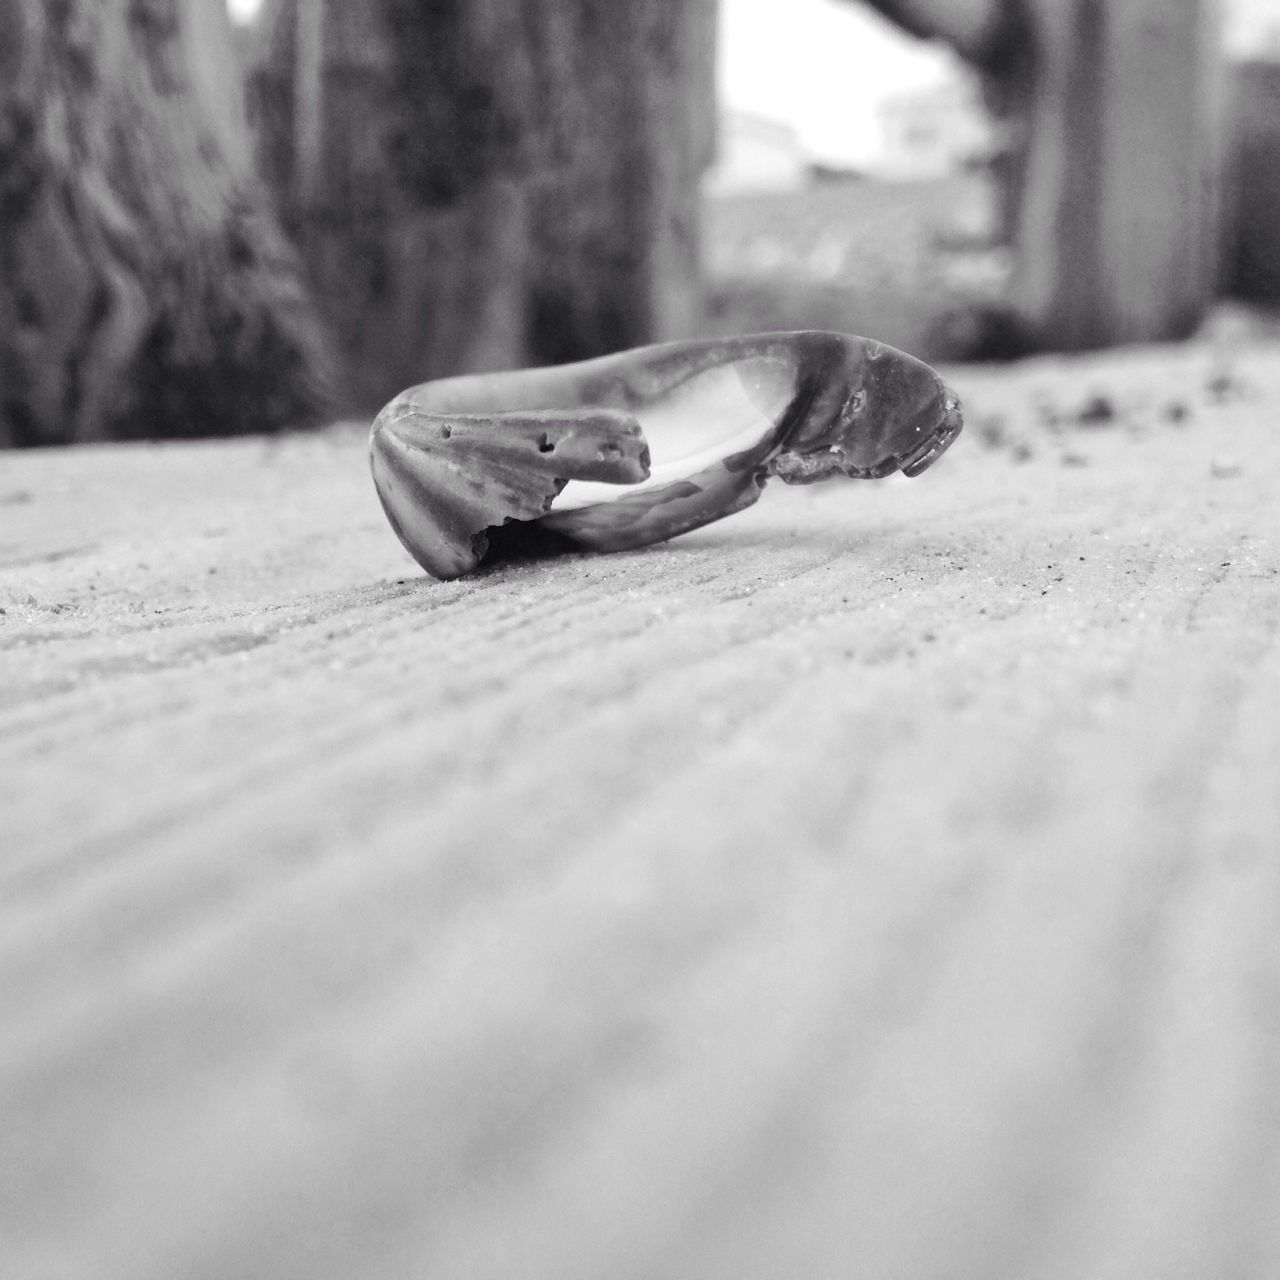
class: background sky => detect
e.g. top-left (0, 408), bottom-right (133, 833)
top-left (717, 0), bottom-right (958, 166)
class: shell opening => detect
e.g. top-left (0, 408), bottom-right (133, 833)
top-left (550, 356), bottom-right (796, 512)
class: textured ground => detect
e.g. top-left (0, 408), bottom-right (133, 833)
top-left (3, 332), bottom-right (1280, 1279)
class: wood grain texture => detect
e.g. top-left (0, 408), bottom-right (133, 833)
top-left (0, 0), bottom-right (332, 445)
top-left (2, 338), bottom-right (1279, 1279)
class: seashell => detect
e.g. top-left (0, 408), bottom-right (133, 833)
top-left (369, 331), bottom-right (963, 580)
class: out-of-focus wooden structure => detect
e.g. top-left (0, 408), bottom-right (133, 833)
top-left (0, 0), bottom-right (332, 446)
top-left (0, 0), bottom-right (718, 443)
top-left (247, 0), bottom-right (718, 408)
top-left (867, 0), bottom-right (1224, 351)
top-left (1225, 60), bottom-right (1280, 303)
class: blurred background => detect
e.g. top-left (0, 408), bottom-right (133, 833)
top-left (1, 0), bottom-right (1278, 445)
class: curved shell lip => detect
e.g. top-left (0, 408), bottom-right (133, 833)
top-left (369, 394), bottom-right (423, 440)
top-left (767, 392), bottom-right (963, 484)
top-left (897, 399), bottom-right (963, 477)
top-left (368, 333), bottom-right (966, 579)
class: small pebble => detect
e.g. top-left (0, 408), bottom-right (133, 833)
top-left (1206, 371), bottom-right (1238, 402)
top-left (1077, 394), bottom-right (1115, 425)
top-left (977, 416), bottom-right (1007, 450)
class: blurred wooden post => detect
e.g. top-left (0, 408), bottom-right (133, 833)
top-left (247, 0), bottom-right (717, 408)
top-left (0, 0), bottom-right (333, 446)
top-left (292, 0), bottom-right (325, 206)
top-left (1012, 0), bottom-right (1223, 348)
top-left (864, 0), bottom-right (1224, 351)
top-left (1224, 60), bottom-right (1280, 303)
top-left (523, 0), bottom-right (719, 364)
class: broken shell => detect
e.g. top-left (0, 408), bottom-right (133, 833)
top-left (370, 331), bottom-right (963, 579)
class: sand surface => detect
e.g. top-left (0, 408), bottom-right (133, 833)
top-left (3, 335), bottom-right (1279, 1278)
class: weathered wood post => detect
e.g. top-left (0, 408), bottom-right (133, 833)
top-left (865, 0), bottom-right (1224, 351)
top-left (247, 0), bottom-right (718, 408)
top-left (1014, 0), bottom-right (1223, 348)
top-left (1224, 59), bottom-right (1280, 303)
top-left (0, 0), bottom-right (333, 446)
